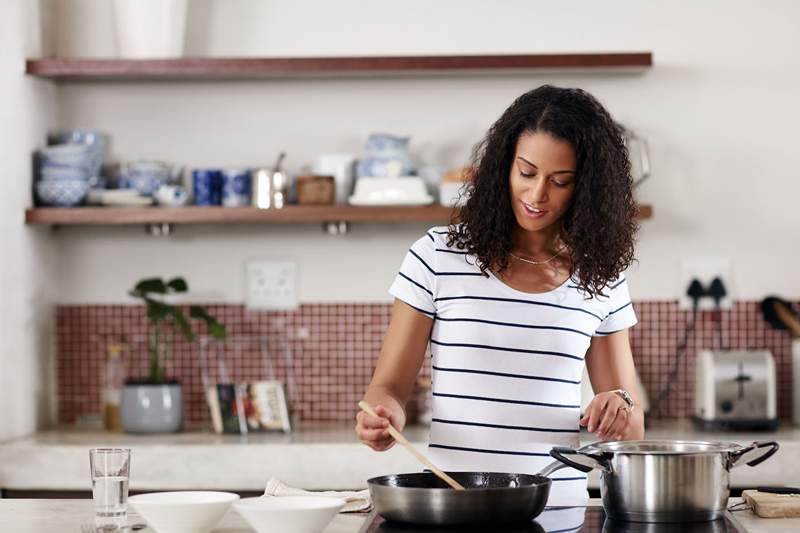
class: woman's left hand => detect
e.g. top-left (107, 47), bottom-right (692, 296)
top-left (580, 391), bottom-right (634, 441)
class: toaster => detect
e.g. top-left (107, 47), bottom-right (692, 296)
top-left (694, 349), bottom-right (779, 431)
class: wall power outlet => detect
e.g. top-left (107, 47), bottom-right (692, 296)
top-left (245, 259), bottom-right (298, 310)
top-left (679, 258), bottom-right (732, 310)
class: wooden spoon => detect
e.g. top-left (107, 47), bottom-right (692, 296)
top-left (358, 400), bottom-right (465, 490)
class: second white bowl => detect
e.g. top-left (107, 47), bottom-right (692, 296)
top-left (234, 496), bottom-right (345, 533)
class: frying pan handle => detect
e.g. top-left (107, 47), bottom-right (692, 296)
top-left (549, 446), bottom-right (611, 474)
top-left (729, 441), bottom-right (780, 468)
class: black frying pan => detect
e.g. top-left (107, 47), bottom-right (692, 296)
top-left (367, 471), bottom-right (552, 526)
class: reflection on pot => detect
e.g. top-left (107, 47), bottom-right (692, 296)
top-left (602, 517), bottom-right (731, 533)
top-left (374, 518), bottom-right (545, 533)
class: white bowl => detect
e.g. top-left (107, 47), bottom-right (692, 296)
top-left (349, 176), bottom-right (433, 206)
top-left (128, 491), bottom-right (239, 533)
top-left (233, 496), bottom-right (344, 533)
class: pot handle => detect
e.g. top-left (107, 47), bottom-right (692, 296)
top-left (729, 441), bottom-right (780, 468)
top-left (549, 446), bottom-right (611, 474)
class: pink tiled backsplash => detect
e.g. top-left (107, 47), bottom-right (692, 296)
top-left (56, 301), bottom-right (796, 426)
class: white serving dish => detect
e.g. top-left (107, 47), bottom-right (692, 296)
top-left (233, 496), bottom-right (344, 533)
top-left (349, 176), bottom-right (433, 206)
top-left (128, 491), bottom-right (239, 533)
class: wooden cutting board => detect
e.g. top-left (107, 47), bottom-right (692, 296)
top-left (742, 489), bottom-right (800, 518)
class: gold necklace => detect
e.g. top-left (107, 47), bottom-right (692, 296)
top-left (508, 246), bottom-right (565, 266)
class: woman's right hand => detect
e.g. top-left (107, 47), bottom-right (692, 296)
top-left (355, 404), bottom-right (400, 451)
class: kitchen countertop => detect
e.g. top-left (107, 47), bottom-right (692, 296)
top-left (1, 419), bottom-right (799, 491)
top-left (0, 499), bottom-right (797, 533)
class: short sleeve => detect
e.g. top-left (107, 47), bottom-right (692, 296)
top-left (594, 277), bottom-right (638, 336)
top-left (388, 232), bottom-right (437, 317)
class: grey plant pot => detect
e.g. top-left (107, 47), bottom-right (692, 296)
top-left (120, 382), bottom-right (183, 433)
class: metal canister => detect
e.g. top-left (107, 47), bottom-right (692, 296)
top-left (252, 152), bottom-right (287, 209)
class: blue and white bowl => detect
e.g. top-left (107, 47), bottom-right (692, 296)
top-left (47, 130), bottom-right (107, 187)
top-left (36, 179), bottom-right (90, 207)
top-left (39, 143), bottom-right (92, 168)
top-left (40, 165), bottom-right (90, 181)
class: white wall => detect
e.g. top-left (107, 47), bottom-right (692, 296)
top-left (0, 0), bottom-right (57, 440)
top-left (50, 0), bottom-right (800, 303)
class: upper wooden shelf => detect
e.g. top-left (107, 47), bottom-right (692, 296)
top-left (25, 204), bottom-right (652, 226)
top-left (25, 53), bottom-right (652, 80)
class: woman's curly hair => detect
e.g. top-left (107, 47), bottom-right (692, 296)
top-left (447, 85), bottom-right (638, 298)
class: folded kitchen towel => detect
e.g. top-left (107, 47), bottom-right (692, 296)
top-left (263, 477), bottom-right (372, 513)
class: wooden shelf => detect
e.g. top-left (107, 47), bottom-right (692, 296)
top-left (24, 205), bottom-right (457, 225)
top-left (25, 53), bottom-right (652, 80)
top-left (24, 204), bottom-right (652, 226)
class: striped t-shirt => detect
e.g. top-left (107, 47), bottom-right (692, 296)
top-left (389, 226), bottom-right (638, 505)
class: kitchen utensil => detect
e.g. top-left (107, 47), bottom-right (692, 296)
top-left (761, 296), bottom-right (800, 336)
top-left (252, 152), bottom-right (288, 209)
top-left (221, 168), bottom-right (252, 207)
top-left (693, 349), bottom-right (778, 431)
top-left (549, 439), bottom-right (779, 522)
top-left (367, 471), bottom-right (552, 526)
top-left (90, 448), bottom-right (131, 531)
top-left (622, 127), bottom-right (650, 189)
top-left (233, 496), bottom-right (344, 533)
top-left (348, 177), bottom-right (433, 206)
top-left (357, 401), bottom-right (464, 490)
top-left (192, 168), bottom-right (223, 206)
top-left (311, 154), bottom-right (355, 204)
top-left (760, 297), bottom-right (800, 426)
top-left (742, 489), bottom-right (800, 518)
top-left (128, 491), bottom-right (239, 533)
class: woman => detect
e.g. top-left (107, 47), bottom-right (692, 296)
top-left (355, 85), bottom-right (644, 505)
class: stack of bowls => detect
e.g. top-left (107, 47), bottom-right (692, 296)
top-left (35, 144), bottom-right (93, 207)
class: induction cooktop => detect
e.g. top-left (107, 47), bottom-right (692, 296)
top-left (358, 507), bottom-right (746, 533)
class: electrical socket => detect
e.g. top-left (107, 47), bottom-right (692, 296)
top-left (245, 259), bottom-right (298, 310)
top-left (679, 258), bottom-right (732, 310)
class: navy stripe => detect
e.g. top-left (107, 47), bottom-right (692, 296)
top-left (435, 248), bottom-right (469, 255)
top-left (398, 272), bottom-right (433, 296)
top-left (436, 316), bottom-right (591, 338)
top-left (594, 328), bottom-right (623, 336)
top-left (426, 232), bottom-right (435, 242)
top-left (430, 339), bottom-right (583, 362)
top-left (433, 295), bottom-right (603, 321)
top-left (432, 417), bottom-right (579, 433)
top-left (433, 391), bottom-right (580, 409)
top-left (550, 477), bottom-right (588, 482)
top-left (429, 443), bottom-right (550, 457)
top-left (410, 249), bottom-right (482, 276)
top-left (610, 301), bottom-right (632, 315)
top-left (432, 365), bottom-right (581, 385)
top-left (568, 277), bottom-right (625, 292)
top-left (432, 230), bottom-right (449, 235)
top-left (409, 249), bottom-right (436, 274)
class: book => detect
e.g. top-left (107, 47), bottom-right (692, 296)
top-left (206, 380), bottom-right (291, 434)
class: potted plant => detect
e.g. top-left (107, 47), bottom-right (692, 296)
top-left (121, 277), bottom-right (227, 433)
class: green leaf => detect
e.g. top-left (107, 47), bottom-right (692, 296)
top-left (169, 307), bottom-right (195, 343)
top-left (167, 277), bottom-right (188, 293)
top-left (209, 322), bottom-right (228, 339)
top-left (146, 300), bottom-right (170, 322)
top-left (134, 278), bottom-right (167, 295)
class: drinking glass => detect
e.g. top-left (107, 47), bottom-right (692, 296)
top-left (89, 448), bottom-right (131, 531)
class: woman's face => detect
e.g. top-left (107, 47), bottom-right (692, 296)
top-left (509, 131), bottom-right (577, 234)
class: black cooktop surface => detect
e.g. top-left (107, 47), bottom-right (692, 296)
top-left (359, 507), bottom-right (744, 533)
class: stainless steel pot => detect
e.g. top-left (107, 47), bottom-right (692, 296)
top-left (550, 440), bottom-right (779, 523)
top-left (367, 472), bottom-right (551, 526)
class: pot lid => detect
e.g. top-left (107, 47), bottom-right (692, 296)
top-left (584, 439), bottom-right (743, 455)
